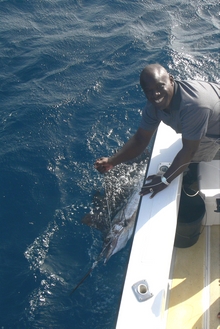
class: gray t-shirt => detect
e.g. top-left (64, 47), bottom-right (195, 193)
top-left (139, 80), bottom-right (220, 140)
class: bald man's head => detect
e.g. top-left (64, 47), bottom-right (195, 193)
top-left (140, 64), bottom-right (174, 110)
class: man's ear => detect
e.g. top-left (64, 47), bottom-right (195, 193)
top-left (169, 74), bottom-right (174, 85)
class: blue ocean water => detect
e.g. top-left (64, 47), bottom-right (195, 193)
top-left (0, 1), bottom-right (219, 328)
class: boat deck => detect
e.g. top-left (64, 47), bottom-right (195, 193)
top-left (166, 225), bottom-right (220, 329)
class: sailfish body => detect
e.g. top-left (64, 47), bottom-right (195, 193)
top-left (103, 180), bottom-right (142, 262)
top-left (82, 178), bottom-right (143, 262)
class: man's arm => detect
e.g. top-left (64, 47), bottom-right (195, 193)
top-left (164, 138), bottom-right (201, 183)
top-left (140, 138), bottom-right (201, 198)
top-left (95, 127), bottom-right (155, 173)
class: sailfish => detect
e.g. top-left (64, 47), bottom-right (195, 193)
top-left (69, 177), bottom-right (143, 295)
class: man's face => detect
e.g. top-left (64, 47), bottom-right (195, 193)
top-left (142, 72), bottom-right (174, 110)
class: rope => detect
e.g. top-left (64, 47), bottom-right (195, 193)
top-left (103, 174), bottom-right (112, 224)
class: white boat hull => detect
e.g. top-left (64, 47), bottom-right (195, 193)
top-left (116, 123), bottom-right (183, 329)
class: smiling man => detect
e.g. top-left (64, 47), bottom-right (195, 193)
top-left (95, 64), bottom-right (220, 197)
top-left (140, 64), bottom-right (174, 111)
